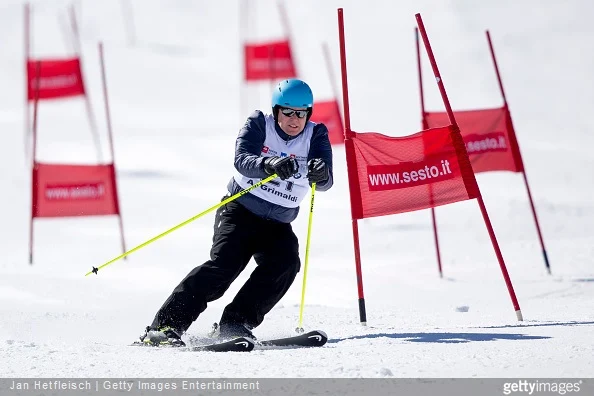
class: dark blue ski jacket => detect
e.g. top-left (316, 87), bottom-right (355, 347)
top-left (226, 110), bottom-right (333, 223)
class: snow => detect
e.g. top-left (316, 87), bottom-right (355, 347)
top-left (1, 0), bottom-right (593, 378)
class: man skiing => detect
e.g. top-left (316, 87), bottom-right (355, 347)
top-left (140, 79), bottom-right (334, 346)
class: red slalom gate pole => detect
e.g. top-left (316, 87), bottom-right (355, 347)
top-left (415, 27), bottom-right (444, 278)
top-left (338, 8), bottom-right (367, 325)
top-left (29, 61), bottom-right (42, 265)
top-left (486, 30), bottom-right (551, 275)
top-left (98, 42), bottom-right (127, 258)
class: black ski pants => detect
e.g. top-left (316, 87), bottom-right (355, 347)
top-left (151, 198), bottom-right (301, 333)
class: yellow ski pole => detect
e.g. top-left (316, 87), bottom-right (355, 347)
top-left (296, 182), bottom-right (316, 333)
top-left (85, 174), bottom-right (278, 276)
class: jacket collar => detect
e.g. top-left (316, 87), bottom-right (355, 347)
top-left (274, 122), bottom-right (303, 142)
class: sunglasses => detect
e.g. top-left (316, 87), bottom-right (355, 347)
top-left (279, 107), bottom-right (309, 119)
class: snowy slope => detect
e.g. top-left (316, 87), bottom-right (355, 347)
top-left (0, 0), bottom-right (593, 378)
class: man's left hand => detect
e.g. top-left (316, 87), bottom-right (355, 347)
top-left (307, 158), bottom-right (329, 184)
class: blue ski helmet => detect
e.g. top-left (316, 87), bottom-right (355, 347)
top-left (271, 79), bottom-right (313, 121)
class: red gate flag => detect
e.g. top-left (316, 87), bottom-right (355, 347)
top-left (311, 99), bottom-right (344, 145)
top-left (415, 27), bottom-right (549, 277)
top-left (424, 106), bottom-right (524, 173)
top-left (337, 10), bottom-right (523, 324)
top-left (25, 15), bottom-right (127, 263)
top-left (27, 58), bottom-right (86, 100)
top-left (244, 40), bottom-right (297, 81)
top-left (348, 125), bottom-right (479, 220)
top-left (32, 163), bottom-right (120, 218)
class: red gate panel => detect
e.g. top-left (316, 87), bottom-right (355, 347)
top-left (311, 99), bottom-right (344, 145)
top-left (348, 125), bottom-right (479, 219)
top-left (244, 40), bottom-right (297, 81)
top-left (32, 163), bottom-right (120, 218)
top-left (27, 58), bottom-right (86, 101)
top-left (424, 106), bottom-right (523, 173)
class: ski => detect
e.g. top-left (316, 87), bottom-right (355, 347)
top-left (131, 337), bottom-right (255, 352)
top-left (188, 337), bottom-right (255, 352)
top-left (258, 330), bottom-right (327, 348)
top-left (132, 330), bottom-right (327, 350)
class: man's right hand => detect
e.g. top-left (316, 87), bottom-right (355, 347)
top-left (263, 156), bottom-right (299, 180)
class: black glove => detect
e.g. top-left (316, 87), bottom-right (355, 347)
top-left (307, 158), bottom-right (329, 183)
top-left (263, 156), bottom-right (299, 180)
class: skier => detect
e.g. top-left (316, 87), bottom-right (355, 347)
top-left (139, 79), bottom-right (334, 346)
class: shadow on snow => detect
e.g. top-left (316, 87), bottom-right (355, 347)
top-left (328, 332), bottom-right (550, 344)
top-left (473, 320), bottom-right (594, 330)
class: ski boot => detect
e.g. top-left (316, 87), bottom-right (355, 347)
top-left (139, 326), bottom-right (185, 347)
